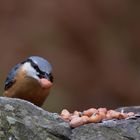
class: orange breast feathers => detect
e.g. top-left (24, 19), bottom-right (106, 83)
top-left (4, 68), bottom-right (52, 106)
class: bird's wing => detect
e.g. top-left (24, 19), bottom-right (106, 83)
top-left (4, 63), bottom-right (21, 90)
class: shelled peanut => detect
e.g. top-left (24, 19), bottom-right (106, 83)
top-left (60, 108), bottom-right (135, 128)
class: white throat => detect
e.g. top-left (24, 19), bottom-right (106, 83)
top-left (21, 62), bottom-right (39, 80)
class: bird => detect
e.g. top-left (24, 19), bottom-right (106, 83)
top-left (3, 56), bottom-right (53, 106)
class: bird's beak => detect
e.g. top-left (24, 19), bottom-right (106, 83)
top-left (44, 73), bottom-right (50, 81)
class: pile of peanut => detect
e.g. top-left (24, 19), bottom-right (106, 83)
top-left (60, 108), bottom-right (135, 128)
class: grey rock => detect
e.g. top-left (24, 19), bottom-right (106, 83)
top-left (0, 97), bottom-right (71, 140)
top-left (71, 119), bottom-right (140, 140)
top-left (0, 97), bottom-right (140, 140)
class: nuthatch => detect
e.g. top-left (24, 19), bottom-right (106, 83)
top-left (3, 56), bottom-right (53, 106)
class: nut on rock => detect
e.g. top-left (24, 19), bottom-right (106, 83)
top-left (60, 107), bottom-right (136, 128)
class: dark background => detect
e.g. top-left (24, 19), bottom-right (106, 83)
top-left (0, 1), bottom-right (140, 113)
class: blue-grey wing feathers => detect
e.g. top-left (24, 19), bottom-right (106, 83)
top-left (4, 63), bottom-right (21, 90)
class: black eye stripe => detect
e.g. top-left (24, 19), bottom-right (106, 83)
top-left (21, 58), bottom-right (54, 82)
top-left (26, 59), bottom-right (45, 75)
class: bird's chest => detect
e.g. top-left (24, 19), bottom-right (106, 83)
top-left (5, 72), bottom-right (49, 106)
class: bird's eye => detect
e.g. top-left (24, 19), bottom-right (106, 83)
top-left (32, 63), bottom-right (39, 70)
top-left (30, 62), bottom-right (44, 77)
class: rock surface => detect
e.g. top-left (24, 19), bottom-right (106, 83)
top-left (0, 97), bottom-right (140, 140)
top-left (0, 97), bottom-right (71, 140)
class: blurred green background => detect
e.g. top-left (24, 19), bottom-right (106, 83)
top-left (0, 1), bottom-right (140, 113)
